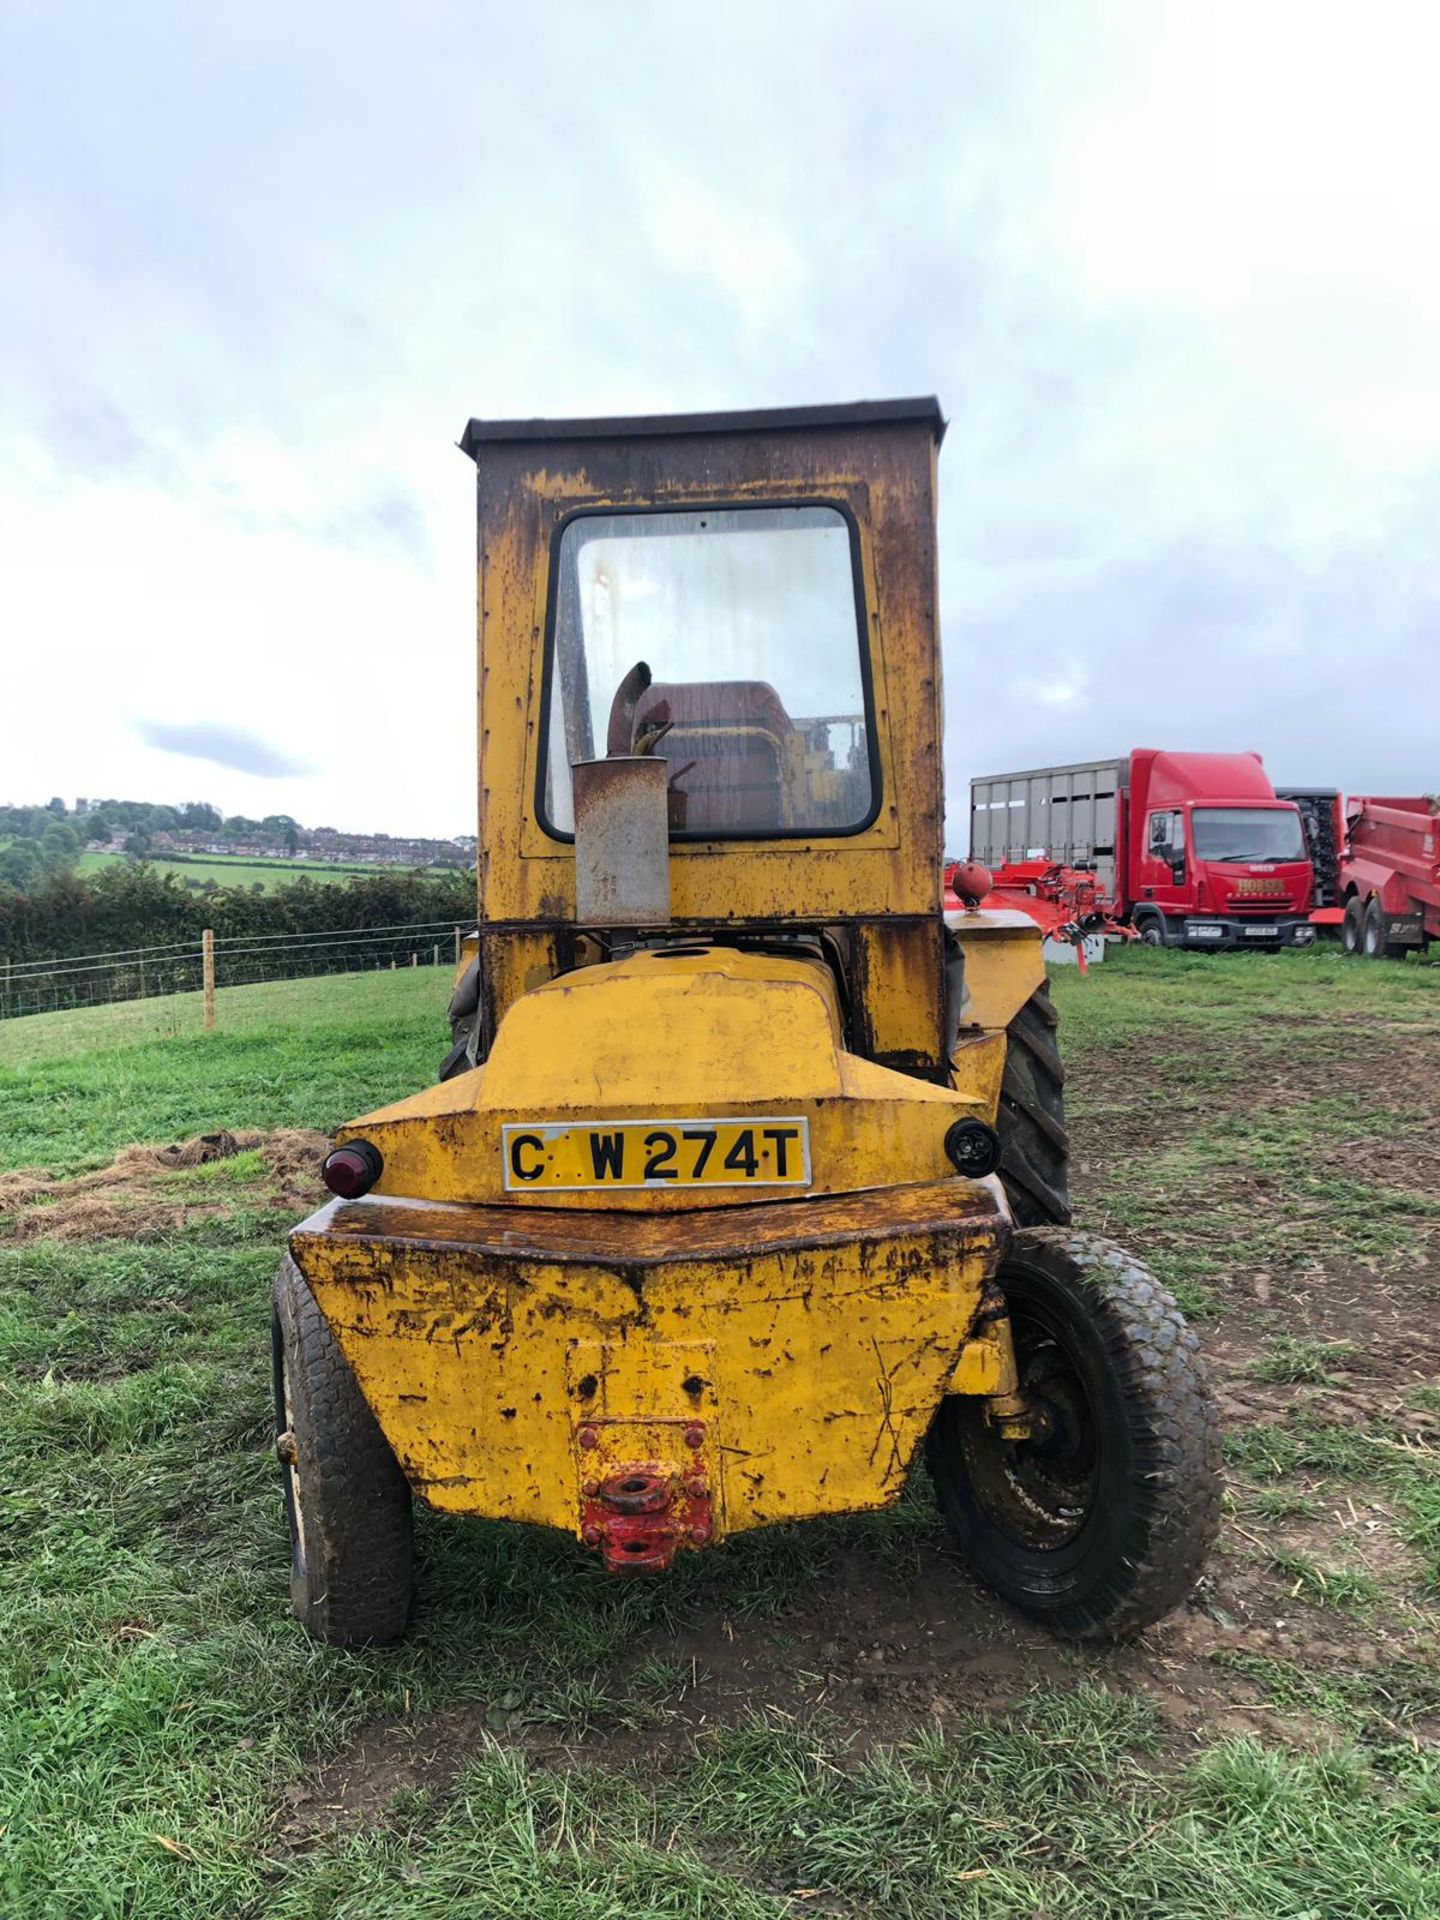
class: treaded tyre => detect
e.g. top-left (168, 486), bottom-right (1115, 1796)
top-left (997, 982), bottom-right (1070, 1226)
top-left (1362, 897), bottom-right (1395, 960)
top-left (439, 957), bottom-right (481, 1080)
top-left (272, 1256), bottom-right (414, 1645)
top-left (1341, 896), bottom-right (1365, 955)
top-left (927, 1228), bottom-right (1221, 1638)
top-left (1134, 912), bottom-right (1168, 948)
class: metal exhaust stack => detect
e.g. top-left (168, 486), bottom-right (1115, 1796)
top-left (572, 757), bottom-right (672, 929)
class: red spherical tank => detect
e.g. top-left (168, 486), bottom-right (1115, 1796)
top-left (949, 860), bottom-right (993, 908)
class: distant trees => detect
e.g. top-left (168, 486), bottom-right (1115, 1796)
top-left (0, 863), bottom-right (477, 965)
top-left (261, 813), bottom-right (301, 853)
top-left (0, 809), bottom-right (83, 884)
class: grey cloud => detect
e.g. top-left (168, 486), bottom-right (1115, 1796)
top-left (4, 4), bottom-right (1435, 841)
top-left (136, 721), bottom-right (317, 778)
top-left (943, 519), bottom-right (1440, 845)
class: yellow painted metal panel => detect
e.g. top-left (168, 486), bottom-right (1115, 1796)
top-left (290, 1177), bottom-right (1004, 1536)
top-left (950, 917), bottom-right (1047, 1034)
top-left (338, 946), bottom-right (993, 1210)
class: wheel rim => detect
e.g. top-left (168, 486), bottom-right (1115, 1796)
top-left (959, 1301), bottom-right (1100, 1549)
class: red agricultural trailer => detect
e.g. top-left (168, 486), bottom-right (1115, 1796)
top-left (1281, 790), bottom-right (1439, 959)
top-left (1338, 796), bottom-right (1440, 958)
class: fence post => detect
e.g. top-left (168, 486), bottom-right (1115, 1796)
top-left (454, 926), bottom-right (461, 966)
top-left (202, 929), bottom-right (216, 1032)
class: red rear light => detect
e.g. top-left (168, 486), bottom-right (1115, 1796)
top-left (321, 1141), bottom-right (383, 1198)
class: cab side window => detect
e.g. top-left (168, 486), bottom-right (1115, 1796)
top-left (1148, 811), bottom-right (1184, 862)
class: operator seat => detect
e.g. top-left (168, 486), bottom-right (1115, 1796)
top-left (631, 679), bottom-right (793, 831)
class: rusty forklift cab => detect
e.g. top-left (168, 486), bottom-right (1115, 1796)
top-left (273, 400), bottom-right (1219, 1647)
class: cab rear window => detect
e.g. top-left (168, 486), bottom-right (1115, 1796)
top-left (540, 505), bottom-right (878, 838)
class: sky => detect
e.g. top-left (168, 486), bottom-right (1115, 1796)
top-left (2, 1), bottom-right (1436, 846)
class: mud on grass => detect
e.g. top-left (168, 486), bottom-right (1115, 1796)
top-left (3, 950), bottom-right (1440, 1917)
top-left (0, 1126), bottom-right (329, 1245)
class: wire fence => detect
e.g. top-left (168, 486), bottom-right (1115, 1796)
top-left (0, 920), bottom-right (469, 1022)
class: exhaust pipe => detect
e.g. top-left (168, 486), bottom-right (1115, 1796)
top-left (572, 757), bottom-right (672, 930)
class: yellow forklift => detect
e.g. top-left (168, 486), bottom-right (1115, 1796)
top-left (273, 400), bottom-right (1219, 1645)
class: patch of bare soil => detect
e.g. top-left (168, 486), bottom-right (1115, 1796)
top-left (0, 1128), bottom-right (329, 1241)
top-left (277, 1007), bottom-right (1440, 1837)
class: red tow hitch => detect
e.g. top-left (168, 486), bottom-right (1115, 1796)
top-left (578, 1443), bottom-right (714, 1574)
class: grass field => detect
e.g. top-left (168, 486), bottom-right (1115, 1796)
top-left (1, 949), bottom-right (1437, 1917)
top-left (76, 851), bottom-right (450, 890)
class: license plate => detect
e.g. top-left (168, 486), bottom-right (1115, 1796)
top-left (501, 1117), bottom-right (812, 1192)
top-left (1243, 925), bottom-right (1278, 938)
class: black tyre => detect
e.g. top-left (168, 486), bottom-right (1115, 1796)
top-left (1362, 897), bottom-right (1395, 960)
top-left (439, 957), bottom-right (481, 1080)
top-left (927, 1228), bottom-right (1221, 1638)
top-left (272, 1257), bottom-right (414, 1645)
top-left (1341, 895), bottom-right (1365, 955)
top-left (997, 983), bottom-right (1069, 1226)
top-left (1133, 912), bottom-right (1167, 948)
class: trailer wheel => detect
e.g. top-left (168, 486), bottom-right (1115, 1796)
top-left (1341, 896), bottom-right (1365, 955)
top-left (1362, 898), bottom-right (1398, 960)
top-left (927, 1229), bottom-right (1221, 1638)
top-left (997, 983), bottom-right (1069, 1226)
top-left (272, 1257), bottom-right (413, 1646)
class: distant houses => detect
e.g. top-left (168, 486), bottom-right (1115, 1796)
top-left (97, 828), bottom-right (476, 868)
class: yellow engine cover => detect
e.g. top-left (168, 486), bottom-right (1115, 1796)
top-left (338, 945), bottom-right (993, 1209)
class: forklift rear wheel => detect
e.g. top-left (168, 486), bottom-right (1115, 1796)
top-left (1341, 896), bottom-right (1365, 954)
top-left (272, 1257), bottom-right (414, 1646)
top-left (997, 983), bottom-right (1069, 1226)
top-left (927, 1228), bottom-right (1221, 1639)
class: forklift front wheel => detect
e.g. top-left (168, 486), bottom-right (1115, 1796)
top-left (927, 1229), bottom-right (1220, 1639)
top-left (272, 1257), bottom-right (414, 1646)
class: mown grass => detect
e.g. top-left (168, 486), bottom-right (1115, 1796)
top-left (0, 970), bottom-right (446, 1172)
top-left (1, 948), bottom-right (1438, 1916)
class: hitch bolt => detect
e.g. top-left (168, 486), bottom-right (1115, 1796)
top-left (578, 1425), bottom-right (599, 1450)
top-left (685, 1477), bottom-right (707, 1500)
top-left (683, 1422), bottom-right (706, 1448)
top-left (582, 1524), bottom-right (602, 1548)
top-left (689, 1524), bottom-right (711, 1545)
top-left (582, 1478), bottom-right (600, 1497)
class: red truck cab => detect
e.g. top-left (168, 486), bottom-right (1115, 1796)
top-left (1125, 750), bottom-right (1315, 949)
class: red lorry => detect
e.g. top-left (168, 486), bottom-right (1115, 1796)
top-left (971, 750), bottom-right (1317, 950)
top-left (1281, 790), bottom-right (1439, 959)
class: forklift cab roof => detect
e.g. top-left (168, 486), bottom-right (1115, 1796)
top-left (459, 396), bottom-right (947, 455)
